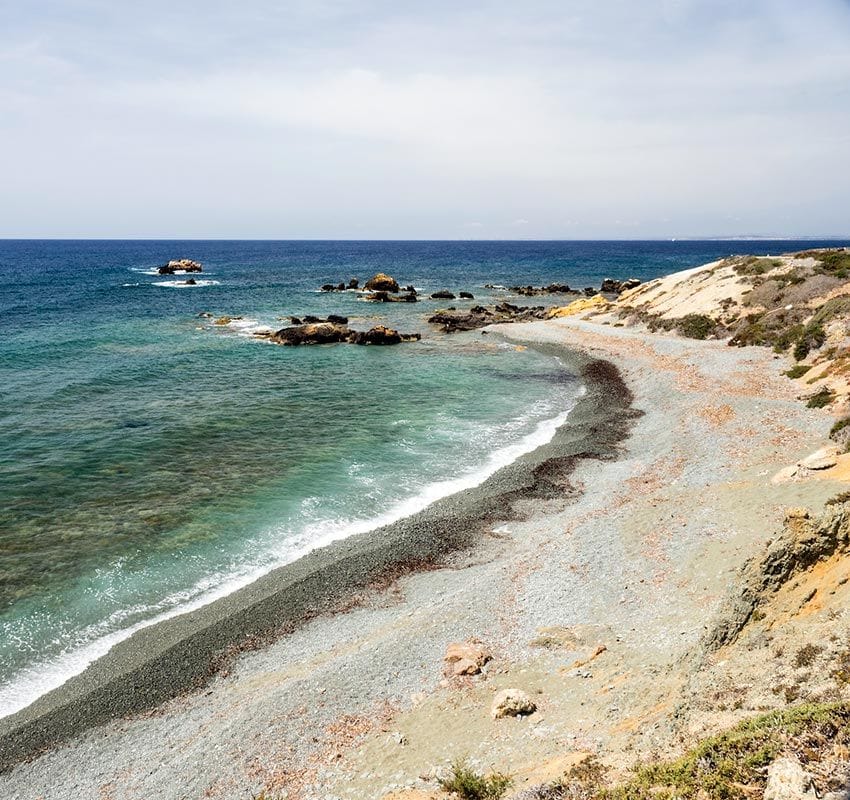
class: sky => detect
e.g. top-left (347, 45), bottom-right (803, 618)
top-left (1, 0), bottom-right (849, 239)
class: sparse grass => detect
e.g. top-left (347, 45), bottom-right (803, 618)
top-left (601, 703), bottom-right (850, 800)
top-left (807, 387), bottom-right (835, 408)
top-left (793, 644), bottom-right (824, 668)
top-left (826, 490), bottom-right (850, 506)
top-left (439, 759), bottom-right (512, 800)
top-left (785, 364), bottom-right (813, 379)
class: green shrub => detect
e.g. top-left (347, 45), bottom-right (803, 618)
top-left (439, 759), bottom-right (512, 800)
top-left (793, 323), bottom-right (826, 361)
top-left (807, 387), bottom-right (834, 408)
top-left (785, 364), bottom-right (812, 379)
top-left (830, 417), bottom-right (850, 438)
top-left (603, 703), bottom-right (850, 800)
top-left (676, 314), bottom-right (714, 340)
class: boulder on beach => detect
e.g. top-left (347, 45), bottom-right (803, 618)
top-left (444, 641), bottom-right (491, 676)
top-left (158, 259), bottom-right (203, 275)
top-left (364, 272), bottom-right (400, 293)
top-left (491, 688), bottom-right (537, 719)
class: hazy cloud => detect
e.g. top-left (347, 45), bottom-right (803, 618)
top-left (1, 1), bottom-right (849, 237)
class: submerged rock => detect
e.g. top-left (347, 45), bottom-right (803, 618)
top-left (158, 259), bottom-right (203, 275)
top-left (364, 272), bottom-right (400, 292)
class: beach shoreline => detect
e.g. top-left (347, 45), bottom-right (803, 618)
top-left (0, 335), bottom-right (638, 773)
top-left (3, 314), bottom-right (847, 800)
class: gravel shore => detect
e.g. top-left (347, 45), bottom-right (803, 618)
top-left (2, 317), bottom-right (845, 800)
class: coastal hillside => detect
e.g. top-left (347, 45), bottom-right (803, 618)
top-left (591, 248), bottom-right (850, 415)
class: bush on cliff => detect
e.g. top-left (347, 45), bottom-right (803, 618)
top-left (439, 759), bottom-right (512, 800)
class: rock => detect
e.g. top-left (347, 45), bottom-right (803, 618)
top-left (799, 446), bottom-right (840, 471)
top-left (430, 290), bottom-right (456, 300)
top-left (491, 688), bottom-right (537, 719)
top-left (289, 316), bottom-right (303, 325)
top-left (270, 322), bottom-right (351, 346)
top-left (158, 259), bottom-right (202, 275)
top-left (184, 278), bottom-right (197, 285)
top-left (197, 311), bottom-right (213, 318)
top-left (771, 465), bottom-right (799, 484)
top-left (764, 757), bottom-right (817, 800)
top-left (336, 282), bottom-right (345, 291)
top-left (365, 291), bottom-right (417, 303)
top-left (348, 278), bottom-right (359, 289)
top-left (546, 295), bottom-right (609, 318)
top-left (351, 325), bottom-right (421, 345)
top-left (403, 285), bottom-right (417, 294)
top-left (785, 507), bottom-right (810, 521)
top-left (459, 291), bottom-right (474, 299)
top-left (327, 314), bottom-right (349, 325)
top-left (303, 315), bottom-right (322, 324)
top-left (321, 284), bottom-right (337, 292)
top-left (583, 287), bottom-right (596, 296)
top-left (444, 641), bottom-right (491, 676)
top-left (601, 278), bottom-right (642, 294)
top-left (214, 316), bottom-right (241, 325)
top-left (364, 272), bottom-right (400, 293)
top-left (451, 658), bottom-right (481, 676)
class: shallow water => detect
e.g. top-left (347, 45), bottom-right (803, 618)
top-left (0, 238), bottom-right (843, 716)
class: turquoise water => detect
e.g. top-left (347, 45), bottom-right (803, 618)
top-left (1, 239), bottom-right (845, 716)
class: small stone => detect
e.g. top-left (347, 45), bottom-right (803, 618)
top-left (799, 446), bottom-right (840, 471)
top-left (491, 688), bottom-right (537, 719)
top-left (764, 757), bottom-right (817, 800)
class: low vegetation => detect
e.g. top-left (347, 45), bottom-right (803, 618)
top-left (439, 759), bottom-right (512, 800)
top-left (785, 364), bottom-right (812, 379)
top-left (807, 387), bottom-right (835, 408)
top-left (520, 704), bottom-right (850, 800)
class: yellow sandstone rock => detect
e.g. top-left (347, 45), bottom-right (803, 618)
top-left (546, 294), bottom-right (609, 318)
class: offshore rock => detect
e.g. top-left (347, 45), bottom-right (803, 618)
top-left (158, 259), bottom-right (203, 275)
top-left (430, 290), bottom-right (456, 300)
top-left (267, 322), bottom-right (420, 347)
top-left (364, 272), bottom-right (400, 293)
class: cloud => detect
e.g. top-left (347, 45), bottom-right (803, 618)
top-left (1, 1), bottom-right (850, 236)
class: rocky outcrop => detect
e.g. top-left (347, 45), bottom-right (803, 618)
top-left (365, 291), bottom-right (418, 303)
top-left (428, 302), bottom-right (550, 333)
top-left (764, 757), bottom-right (818, 800)
top-left (158, 259), bottom-right (203, 275)
top-left (430, 290), bottom-right (455, 300)
top-left (264, 322), bottom-right (420, 347)
top-left (512, 283), bottom-right (575, 296)
top-left (364, 273), bottom-right (400, 293)
top-left (600, 277), bottom-right (641, 294)
top-left (459, 291), bottom-right (474, 299)
top-left (702, 503), bottom-right (850, 651)
top-left (320, 278), bottom-right (362, 292)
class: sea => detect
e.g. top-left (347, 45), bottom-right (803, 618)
top-left (1, 238), bottom-right (844, 718)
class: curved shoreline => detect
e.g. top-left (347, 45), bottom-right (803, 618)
top-left (0, 339), bottom-right (639, 772)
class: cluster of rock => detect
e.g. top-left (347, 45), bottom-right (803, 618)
top-left (428, 302), bottom-right (551, 333)
top-left (321, 278), bottom-right (361, 292)
top-left (258, 321), bottom-right (420, 347)
top-left (430, 290), bottom-right (474, 300)
top-left (158, 259), bottom-right (203, 275)
top-left (485, 278), bottom-right (640, 297)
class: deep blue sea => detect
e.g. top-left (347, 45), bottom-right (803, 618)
top-left (1, 239), bottom-right (845, 716)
